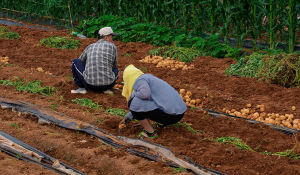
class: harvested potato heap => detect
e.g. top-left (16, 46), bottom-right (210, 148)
top-left (223, 104), bottom-right (300, 130)
top-left (139, 56), bottom-right (194, 71)
top-left (0, 56), bottom-right (9, 64)
top-left (179, 89), bottom-right (202, 108)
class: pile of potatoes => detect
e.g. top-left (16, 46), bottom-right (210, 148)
top-left (179, 89), bottom-right (202, 107)
top-left (0, 56), bottom-right (9, 64)
top-left (139, 56), bottom-right (194, 71)
top-left (223, 104), bottom-right (300, 130)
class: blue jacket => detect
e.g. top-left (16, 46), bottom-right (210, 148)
top-left (125, 74), bottom-right (187, 119)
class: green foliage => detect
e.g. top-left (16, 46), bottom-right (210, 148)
top-left (0, 78), bottom-right (55, 96)
top-left (15, 80), bottom-right (56, 96)
top-left (10, 123), bottom-right (19, 128)
top-left (16, 152), bottom-right (22, 159)
top-left (77, 15), bottom-right (238, 59)
top-left (225, 52), bottom-right (300, 87)
top-left (272, 149), bottom-right (300, 159)
top-left (122, 53), bottom-right (133, 57)
top-left (2, 0), bottom-right (300, 54)
top-left (104, 107), bottom-right (127, 117)
top-left (261, 150), bottom-right (300, 159)
top-left (149, 46), bottom-right (203, 63)
top-left (139, 67), bottom-right (147, 72)
top-left (71, 98), bottom-right (102, 109)
top-left (170, 122), bottom-right (202, 134)
top-left (0, 26), bottom-right (19, 39)
top-left (39, 36), bottom-right (80, 49)
top-left (171, 166), bottom-right (186, 174)
top-left (213, 136), bottom-right (253, 151)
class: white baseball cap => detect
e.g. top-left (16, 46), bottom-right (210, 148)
top-left (98, 27), bottom-right (119, 36)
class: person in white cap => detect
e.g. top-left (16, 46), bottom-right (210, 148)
top-left (71, 27), bottom-right (119, 94)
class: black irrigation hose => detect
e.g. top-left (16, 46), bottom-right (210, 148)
top-left (0, 97), bottom-right (225, 175)
top-left (181, 155), bottom-right (228, 175)
top-left (0, 131), bottom-right (86, 175)
top-left (195, 107), bottom-right (299, 135)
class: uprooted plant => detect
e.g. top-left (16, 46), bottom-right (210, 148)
top-left (225, 52), bottom-right (300, 87)
top-left (39, 36), bottom-right (80, 49)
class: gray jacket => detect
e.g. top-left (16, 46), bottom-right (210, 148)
top-left (125, 74), bottom-right (187, 119)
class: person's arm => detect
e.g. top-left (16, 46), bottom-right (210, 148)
top-left (125, 111), bottom-right (133, 119)
top-left (78, 46), bottom-right (89, 63)
top-left (131, 80), bottom-right (151, 100)
top-left (112, 45), bottom-right (118, 68)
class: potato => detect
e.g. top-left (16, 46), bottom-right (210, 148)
top-left (292, 106), bottom-right (296, 110)
top-left (222, 108), bottom-right (227, 113)
top-left (241, 114), bottom-right (247, 118)
top-left (243, 109), bottom-right (250, 115)
top-left (260, 107), bottom-right (265, 112)
top-left (286, 118), bottom-right (293, 123)
top-left (292, 125), bottom-right (299, 130)
top-left (186, 91), bottom-right (192, 97)
top-left (195, 99), bottom-right (201, 105)
top-left (269, 114), bottom-right (276, 119)
top-left (268, 119), bottom-right (275, 124)
top-left (253, 112), bottom-right (259, 119)
top-left (184, 95), bottom-right (190, 101)
top-left (250, 109), bottom-right (256, 114)
top-left (231, 109), bottom-right (236, 113)
top-left (279, 115), bottom-right (286, 120)
top-left (180, 89), bottom-right (186, 94)
top-left (293, 119), bottom-right (300, 125)
top-left (275, 121), bottom-right (281, 125)
top-left (246, 104), bottom-right (252, 108)
top-left (260, 112), bottom-right (267, 119)
top-left (275, 113), bottom-right (280, 118)
top-left (190, 100), bottom-right (196, 105)
top-left (256, 105), bottom-right (261, 109)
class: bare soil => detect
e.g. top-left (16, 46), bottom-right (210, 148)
top-left (1, 22), bottom-right (300, 175)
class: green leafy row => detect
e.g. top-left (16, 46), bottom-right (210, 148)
top-left (0, 26), bottom-right (19, 39)
top-left (39, 36), bottom-right (80, 50)
top-left (77, 15), bottom-right (240, 59)
top-left (0, 77), bottom-right (55, 96)
top-left (212, 136), bottom-right (300, 159)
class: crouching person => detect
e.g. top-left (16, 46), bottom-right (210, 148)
top-left (71, 27), bottom-right (119, 94)
top-left (121, 64), bottom-right (187, 139)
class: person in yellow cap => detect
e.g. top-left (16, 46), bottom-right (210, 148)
top-left (121, 64), bottom-right (187, 139)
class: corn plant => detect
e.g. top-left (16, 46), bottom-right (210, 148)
top-left (276, 0), bottom-right (299, 53)
top-left (2, 0), bottom-right (300, 54)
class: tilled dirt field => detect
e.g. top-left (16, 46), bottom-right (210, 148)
top-left (0, 22), bottom-right (300, 175)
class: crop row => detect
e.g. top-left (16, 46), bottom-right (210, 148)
top-left (1, 0), bottom-right (299, 53)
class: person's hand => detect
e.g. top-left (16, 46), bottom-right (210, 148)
top-left (119, 116), bottom-right (131, 132)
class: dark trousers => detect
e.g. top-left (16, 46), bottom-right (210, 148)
top-left (71, 58), bottom-right (119, 91)
top-left (131, 109), bottom-right (184, 127)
